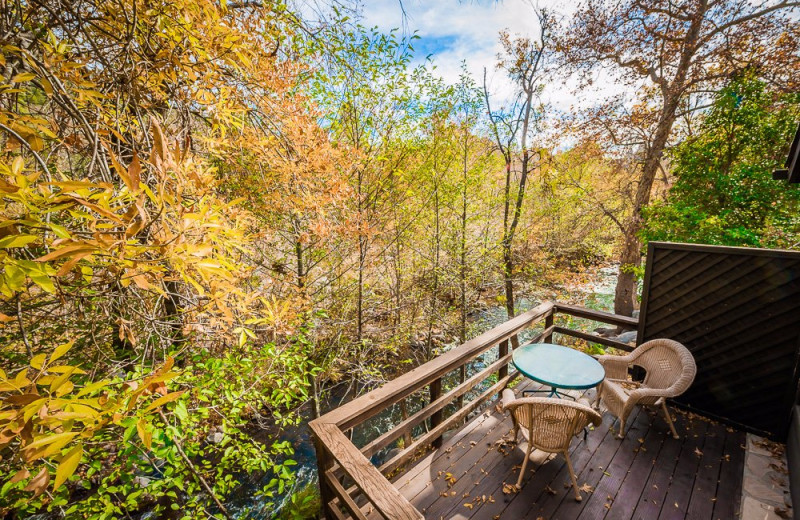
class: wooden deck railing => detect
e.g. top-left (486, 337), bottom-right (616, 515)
top-left (309, 300), bottom-right (638, 520)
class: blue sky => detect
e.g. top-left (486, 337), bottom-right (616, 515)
top-left (356, 0), bottom-right (625, 113)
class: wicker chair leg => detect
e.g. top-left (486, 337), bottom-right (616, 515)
top-left (515, 440), bottom-right (534, 489)
top-left (617, 417), bottom-right (626, 439)
top-left (661, 401), bottom-right (679, 439)
top-left (564, 450), bottom-right (582, 502)
top-left (592, 384), bottom-right (603, 410)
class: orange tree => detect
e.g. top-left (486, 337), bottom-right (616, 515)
top-left (0, 0), bottom-right (340, 517)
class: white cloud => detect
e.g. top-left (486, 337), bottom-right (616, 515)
top-left (353, 0), bottom-right (630, 118)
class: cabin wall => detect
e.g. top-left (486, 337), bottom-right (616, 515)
top-left (638, 241), bottom-right (800, 439)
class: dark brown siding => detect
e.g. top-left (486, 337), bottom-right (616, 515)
top-left (638, 241), bottom-right (800, 438)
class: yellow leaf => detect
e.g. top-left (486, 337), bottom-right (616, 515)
top-left (54, 443), bottom-right (82, 489)
top-left (21, 431), bottom-right (78, 453)
top-left (0, 235), bottom-right (38, 248)
top-left (30, 353), bottom-right (47, 370)
top-left (136, 419), bottom-right (152, 449)
top-left (14, 368), bottom-right (30, 387)
top-left (50, 341), bottom-right (74, 363)
top-left (145, 390), bottom-right (185, 412)
top-left (11, 156), bottom-right (24, 175)
top-left (23, 432), bottom-right (78, 462)
top-left (36, 243), bottom-right (97, 262)
top-left (11, 72), bottom-right (36, 83)
top-left (55, 381), bottom-right (74, 397)
top-left (63, 403), bottom-right (100, 418)
top-left (50, 368), bottom-right (76, 394)
top-left (76, 380), bottom-right (108, 398)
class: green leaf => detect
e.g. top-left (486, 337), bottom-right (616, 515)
top-left (29, 273), bottom-right (55, 293)
top-left (4, 263), bottom-right (26, 290)
top-left (0, 235), bottom-right (38, 248)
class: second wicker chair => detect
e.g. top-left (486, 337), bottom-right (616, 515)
top-left (594, 338), bottom-right (697, 439)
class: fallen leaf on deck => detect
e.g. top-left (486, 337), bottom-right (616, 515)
top-left (674, 502), bottom-right (679, 508)
top-left (463, 503), bottom-right (473, 510)
top-left (545, 485), bottom-right (557, 495)
top-left (579, 483), bottom-right (594, 493)
top-left (694, 447), bottom-right (703, 457)
top-left (770, 463), bottom-right (789, 475)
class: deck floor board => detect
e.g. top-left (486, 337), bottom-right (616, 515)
top-left (392, 381), bottom-right (745, 520)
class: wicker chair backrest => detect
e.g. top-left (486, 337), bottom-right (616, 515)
top-left (632, 339), bottom-right (697, 394)
top-left (509, 397), bottom-right (601, 453)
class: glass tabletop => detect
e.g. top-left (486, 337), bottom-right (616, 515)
top-left (512, 342), bottom-right (605, 390)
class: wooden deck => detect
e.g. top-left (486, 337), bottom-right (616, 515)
top-left (390, 380), bottom-right (745, 520)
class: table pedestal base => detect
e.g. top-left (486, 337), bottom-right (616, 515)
top-left (522, 387), bottom-right (576, 400)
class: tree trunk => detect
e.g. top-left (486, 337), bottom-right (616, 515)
top-left (612, 4), bottom-right (704, 317)
top-left (503, 249), bottom-right (515, 319)
top-left (614, 95), bottom-right (681, 317)
top-left (460, 125), bottom-right (468, 344)
top-left (426, 154), bottom-right (441, 360)
top-left (613, 228), bottom-right (639, 317)
top-left (356, 168), bottom-right (365, 344)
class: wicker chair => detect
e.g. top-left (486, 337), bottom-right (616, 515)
top-left (595, 338), bottom-right (696, 440)
top-left (502, 390), bottom-right (602, 501)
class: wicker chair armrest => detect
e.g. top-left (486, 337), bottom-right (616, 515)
top-left (578, 403), bottom-right (603, 428)
top-left (629, 386), bottom-right (666, 398)
top-left (502, 388), bottom-right (517, 411)
top-left (597, 354), bottom-right (631, 381)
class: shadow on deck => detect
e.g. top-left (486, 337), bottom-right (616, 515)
top-left (393, 380), bottom-right (745, 520)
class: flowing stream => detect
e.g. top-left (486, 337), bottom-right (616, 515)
top-left (227, 266), bottom-right (620, 518)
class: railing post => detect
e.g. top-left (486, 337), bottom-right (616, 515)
top-left (545, 310), bottom-right (554, 343)
top-left (430, 377), bottom-right (443, 448)
top-left (457, 364), bottom-right (466, 409)
top-left (499, 339), bottom-right (509, 379)
top-left (311, 427), bottom-right (336, 519)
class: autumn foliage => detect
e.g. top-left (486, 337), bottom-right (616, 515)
top-left (0, 0), bottom-right (798, 517)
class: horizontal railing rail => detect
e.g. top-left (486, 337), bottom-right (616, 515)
top-left (309, 300), bottom-right (638, 519)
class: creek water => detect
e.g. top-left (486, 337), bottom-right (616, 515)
top-left (227, 266), bottom-right (620, 518)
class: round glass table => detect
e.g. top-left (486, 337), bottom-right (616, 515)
top-left (512, 342), bottom-right (605, 398)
